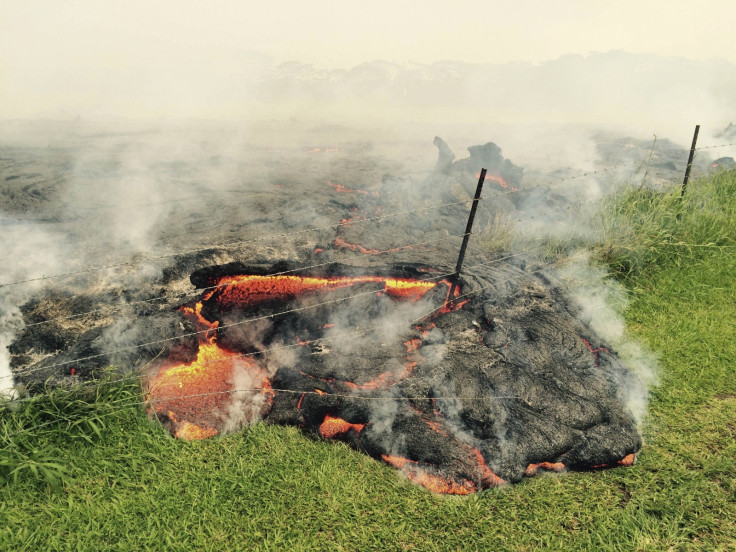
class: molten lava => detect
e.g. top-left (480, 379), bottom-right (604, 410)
top-left (381, 455), bottom-right (477, 495)
top-left (146, 339), bottom-right (273, 439)
top-left (209, 274), bottom-right (438, 307)
top-left (143, 258), bottom-right (636, 494)
top-left (146, 288), bottom-right (275, 439)
top-left (582, 338), bottom-right (611, 367)
top-left (618, 454), bottom-right (635, 467)
top-left (333, 237), bottom-right (413, 255)
top-left (475, 172), bottom-right (519, 192)
top-left (147, 272), bottom-right (450, 440)
top-left (327, 181), bottom-right (380, 197)
top-left (319, 415), bottom-right (365, 439)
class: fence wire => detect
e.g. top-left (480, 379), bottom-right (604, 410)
top-left (0, 199), bottom-right (474, 289)
top-left (9, 231), bottom-right (473, 331)
top-left (695, 142), bottom-right (736, 151)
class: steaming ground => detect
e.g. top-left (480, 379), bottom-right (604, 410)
top-left (0, 119), bottom-right (678, 434)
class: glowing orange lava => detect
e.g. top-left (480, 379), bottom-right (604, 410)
top-left (525, 462), bottom-right (566, 476)
top-left (353, 361), bottom-right (418, 390)
top-left (582, 338), bottom-right (611, 366)
top-left (470, 448), bottom-right (506, 486)
top-left (319, 415), bottom-right (365, 439)
top-left (333, 237), bottom-right (412, 255)
top-left (174, 420), bottom-right (219, 440)
top-left (210, 274), bottom-right (438, 307)
top-left (146, 341), bottom-right (273, 440)
top-left (404, 338), bottom-right (422, 352)
top-left (381, 454), bottom-right (476, 495)
top-left (146, 290), bottom-right (274, 440)
top-left (340, 207), bottom-right (362, 224)
top-left (618, 453), bottom-right (635, 466)
top-left (148, 269), bottom-right (468, 448)
top-left (327, 181), bottom-right (380, 196)
top-left (476, 172), bottom-right (508, 188)
top-left (423, 418), bottom-right (450, 437)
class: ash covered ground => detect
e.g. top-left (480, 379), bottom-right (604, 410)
top-left (0, 121), bottom-right (679, 492)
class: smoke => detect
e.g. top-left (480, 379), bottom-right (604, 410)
top-left (221, 358), bottom-right (271, 434)
top-left (556, 254), bottom-right (659, 424)
top-left (0, 123), bottom-right (279, 392)
top-left (2, 51), bottom-right (725, 426)
top-left (322, 293), bottom-right (439, 355)
top-left (0, 224), bottom-right (66, 397)
top-left (0, 313), bottom-right (21, 399)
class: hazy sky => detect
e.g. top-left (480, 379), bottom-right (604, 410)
top-left (1, 0), bottom-right (734, 119)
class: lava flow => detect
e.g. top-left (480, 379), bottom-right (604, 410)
top-left (141, 256), bottom-right (639, 495)
top-left (145, 300), bottom-right (273, 440)
top-left (381, 454), bottom-right (477, 495)
top-left (319, 415), bottom-right (365, 439)
top-left (327, 181), bottom-right (380, 197)
top-left (475, 172), bottom-right (519, 192)
top-left (146, 272), bottom-right (451, 439)
top-left (208, 274), bottom-right (440, 307)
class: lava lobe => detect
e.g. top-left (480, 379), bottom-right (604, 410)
top-left (144, 261), bottom-right (642, 494)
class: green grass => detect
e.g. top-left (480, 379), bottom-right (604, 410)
top-left (1, 172), bottom-right (736, 551)
top-left (594, 169), bottom-right (736, 281)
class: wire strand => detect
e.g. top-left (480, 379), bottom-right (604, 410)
top-left (487, 162), bottom-right (643, 200)
top-left (695, 142), bottom-right (736, 151)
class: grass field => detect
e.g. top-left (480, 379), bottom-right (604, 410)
top-left (2, 172), bottom-right (735, 551)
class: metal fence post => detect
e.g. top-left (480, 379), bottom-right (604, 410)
top-left (680, 125), bottom-right (700, 198)
top-left (448, 169), bottom-right (486, 302)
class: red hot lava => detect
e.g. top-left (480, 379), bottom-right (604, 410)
top-left (146, 273), bottom-right (448, 440)
top-left (327, 181), bottom-right (380, 197)
top-left (145, 300), bottom-right (273, 440)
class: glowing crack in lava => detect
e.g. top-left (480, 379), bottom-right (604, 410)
top-left (327, 181), bottom-right (380, 196)
top-left (475, 172), bottom-right (519, 192)
top-left (381, 454), bottom-right (477, 495)
top-left (210, 274), bottom-right (439, 306)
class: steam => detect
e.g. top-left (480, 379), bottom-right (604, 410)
top-left (221, 358), bottom-right (271, 434)
top-left (556, 254), bottom-right (658, 424)
top-left (0, 224), bottom-right (65, 397)
top-left (2, 51), bottom-right (726, 424)
top-left (322, 293), bottom-right (438, 355)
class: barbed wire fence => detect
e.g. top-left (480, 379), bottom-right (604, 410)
top-left (1, 126), bottom-right (735, 442)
